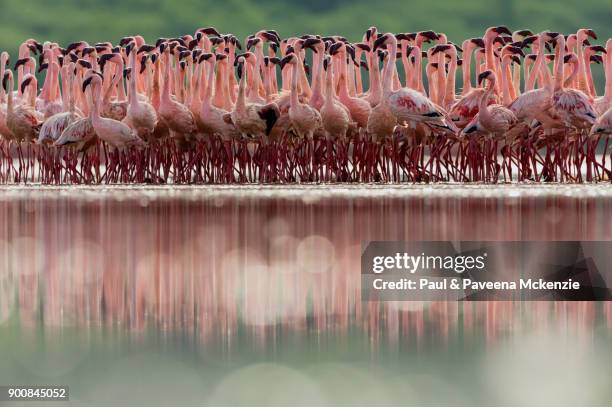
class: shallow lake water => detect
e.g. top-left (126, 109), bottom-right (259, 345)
top-left (1, 184), bottom-right (611, 406)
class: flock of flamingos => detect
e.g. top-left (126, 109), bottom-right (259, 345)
top-left (0, 26), bottom-right (611, 184)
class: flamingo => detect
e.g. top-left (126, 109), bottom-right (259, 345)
top-left (462, 70), bottom-right (518, 139)
top-left (38, 62), bottom-right (81, 144)
top-left (551, 34), bottom-right (597, 130)
top-left (123, 43), bottom-right (157, 141)
top-left (3, 71), bottom-right (41, 143)
top-left (373, 33), bottom-right (451, 132)
top-left (158, 43), bottom-right (197, 139)
top-left (83, 72), bottom-right (145, 148)
top-left (329, 42), bottom-right (371, 128)
top-left (229, 56), bottom-right (280, 142)
top-left (594, 39), bottom-right (612, 116)
top-left (198, 53), bottom-right (239, 140)
top-left (98, 52), bottom-right (128, 121)
top-left (281, 53), bottom-right (322, 142)
top-left (0, 51), bottom-right (16, 140)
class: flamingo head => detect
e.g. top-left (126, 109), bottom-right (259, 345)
top-left (256, 30), bottom-right (280, 45)
top-left (137, 44), bottom-right (156, 55)
top-left (577, 28), bottom-right (597, 41)
top-left (25, 39), bottom-right (43, 54)
top-left (513, 29), bottom-right (533, 41)
top-left (485, 26), bottom-right (512, 39)
top-left (586, 45), bottom-right (607, 57)
top-left (303, 37), bottom-right (324, 53)
top-left (235, 56), bottom-right (246, 79)
top-left (197, 27), bottom-right (221, 38)
top-left (98, 53), bottom-right (120, 71)
top-left (19, 74), bottom-right (36, 94)
top-left (373, 33), bottom-right (395, 51)
top-left (279, 53), bottom-right (298, 70)
top-left (82, 70), bottom-right (103, 92)
top-left (14, 57), bottom-right (31, 71)
top-left (477, 69), bottom-right (495, 86)
top-left (418, 31), bottom-right (439, 43)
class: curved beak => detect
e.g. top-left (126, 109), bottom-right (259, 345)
top-left (495, 26), bottom-right (512, 36)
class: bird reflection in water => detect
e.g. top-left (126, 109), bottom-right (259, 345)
top-left (0, 185), bottom-right (611, 351)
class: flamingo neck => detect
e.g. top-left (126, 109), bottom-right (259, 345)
top-left (462, 45), bottom-right (473, 95)
top-left (527, 39), bottom-right (545, 91)
top-left (161, 54), bottom-right (172, 103)
top-left (484, 33), bottom-right (496, 72)
top-left (605, 49), bottom-right (612, 99)
top-left (478, 77), bottom-right (494, 121)
top-left (310, 51), bottom-right (323, 101)
top-left (129, 51), bottom-right (138, 105)
top-left (0, 56), bottom-right (6, 102)
top-left (355, 50), bottom-right (363, 94)
top-left (290, 62), bottom-right (299, 108)
top-left (236, 66), bottom-right (247, 111)
top-left (382, 38), bottom-right (398, 96)
top-left (324, 67), bottom-right (334, 105)
top-left (444, 53), bottom-right (457, 107)
top-left (583, 52), bottom-right (596, 97)
top-left (203, 61), bottom-right (215, 105)
top-left (415, 47), bottom-right (424, 92)
top-left (564, 59), bottom-right (580, 88)
top-left (90, 82), bottom-right (101, 122)
top-left (6, 75), bottom-right (14, 113)
top-left (369, 53), bottom-right (382, 98)
top-left (554, 37), bottom-right (566, 91)
top-left (500, 57), bottom-right (512, 105)
top-left (576, 34), bottom-right (589, 91)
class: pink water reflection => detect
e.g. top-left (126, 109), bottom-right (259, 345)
top-left (0, 185), bottom-right (611, 347)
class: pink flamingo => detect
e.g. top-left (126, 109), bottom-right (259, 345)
top-left (4, 71), bottom-right (41, 143)
top-left (551, 35), bottom-right (597, 130)
top-left (83, 72), bottom-right (144, 148)
top-left (462, 70), bottom-right (518, 139)
top-left (158, 44), bottom-right (197, 139)
top-left (123, 44), bottom-right (157, 141)
top-left (38, 62), bottom-right (81, 144)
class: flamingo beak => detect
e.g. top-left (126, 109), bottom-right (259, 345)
top-left (477, 71), bottom-right (490, 85)
top-left (14, 58), bottom-right (29, 70)
top-left (517, 29), bottom-right (533, 37)
top-left (20, 77), bottom-right (33, 94)
top-left (470, 38), bottom-right (485, 48)
top-left (280, 55), bottom-right (292, 70)
top-left (373, 35), bottom-right (388, 51)
top-left (495, 26), bottom-right (512, 36)
top-left (82, 76), bottom-right (93, 92)
top-left (590, 55), bottom-right (603, 64)
top-left (586, 29), bottom-right (597, 40)
top-left (2, 72), bottom-right (9, 92)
